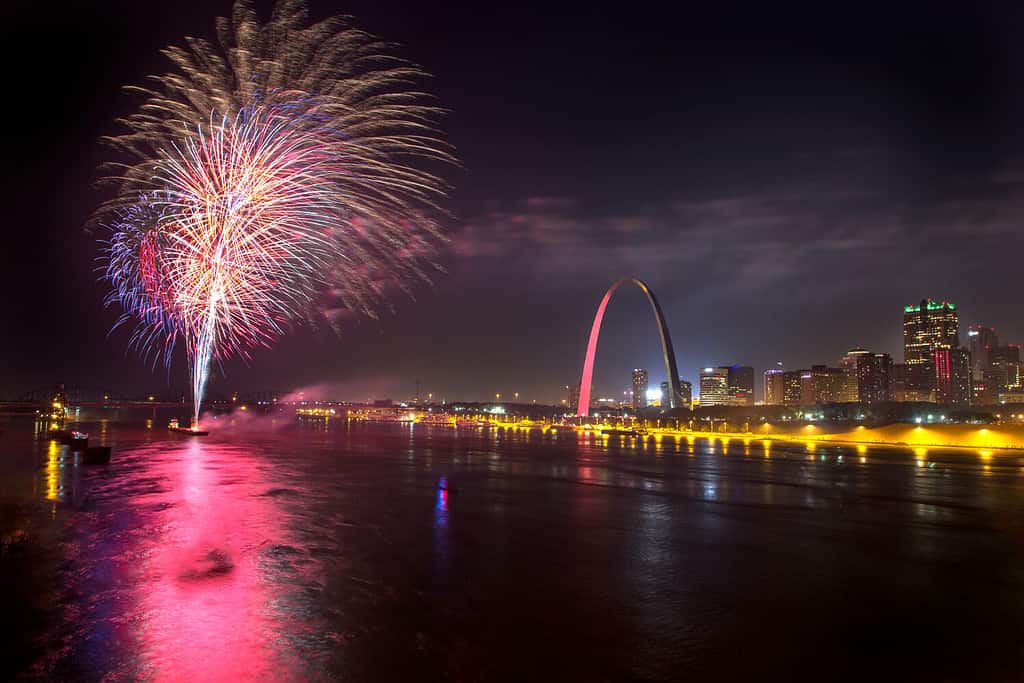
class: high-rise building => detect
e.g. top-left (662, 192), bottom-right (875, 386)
top-left (964, 325), bottom-right (1021, 404)
top-left (782, 371), bottom-right (803, 406)
top-left (934, 347), bottom-right (971, 405)
top-left (840, 348), bottom-right (873, 402)
top-left (727, 366), bottom-right (755, 406)
top-left (678, 379), bottom-right (693, 408)
top-left (903, 299), bottom-right (958, 398)
top-left (868, 353), bottom-right (894, 403)
top-left (699, 367), bottom-right (730, 407)
top-left (800, 365), bottom-right (845, 405)
top-left (632, 369), bottom-right (648, 410)
top-left (892, 363), bottom-right (908, 402)
top-left (968, 325), bottom-right (999, 372)
top-left (567, 382), bottom-right (580, 411)
top-left (990, 345), bottom-right (1022, 391)
top-left (840, 348), bottom-right (893, 403)
top-left (972, 373), bottom-right (995, 406)
top-left (763, 368), bottom-right (785, 405)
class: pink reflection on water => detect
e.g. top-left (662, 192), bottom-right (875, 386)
top-left (130, 439), bottom-right (306, 681)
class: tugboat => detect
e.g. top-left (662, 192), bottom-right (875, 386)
top-left (601, 427), bottom-right (641, 437)
top-left (67, 431), bottom-right (90, 449)
top-left (168, 418), bottom-right (209, 436)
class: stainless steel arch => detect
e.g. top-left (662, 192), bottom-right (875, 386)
top-left (576, 277), bottom-right (682, 417)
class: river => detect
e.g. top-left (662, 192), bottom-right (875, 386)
top-left (2, 411), bottom-right (1023, 681)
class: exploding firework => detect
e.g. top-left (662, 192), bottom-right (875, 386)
top-left (96, 0), bottom-right (451, 426)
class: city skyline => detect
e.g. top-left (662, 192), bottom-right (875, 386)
top-left (3, 1), bottom-right (1024, 404)
top-left (10, 293), bottom-right (1022, 407)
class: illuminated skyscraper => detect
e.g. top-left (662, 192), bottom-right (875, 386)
top-left (727, 366), bottom-right (754, 406)
top-left (678, 379), bottom-right (693, 408)
top-left (632, 368), bottom-right (648, 410)
top-left (567, 382), bottom-right (580, 411)
top-left (934, 347), bottom-right (971, 405)
top-left (699, 367), bottom-right (729, 406)
top-left (800, 365), bottom-right (845, 405)
top-left (840, 348), bottom-right (872, 402)
top-left (990, 345), bottom-right (1022, 393)
top-left (764, 367), bottom-right (784, 405)
top-left (782, 371), bottom-right (803, 405)
top-left (968, 325), bottom-right (998, 372)
top-left (869, 353), bottom-right (894, 403)
top-left (840, 348), bottom-right (893, 403)
top-left (903, 299), bottom-right (958, 399)
top-left (892, 363), bottom-right (908, 402)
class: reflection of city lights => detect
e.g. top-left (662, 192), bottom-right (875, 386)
top-left (46, 440), bottom-right (59, 501)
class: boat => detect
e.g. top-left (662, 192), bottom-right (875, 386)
top-left (51, 430), bottom-right (89, 448)
top-left (601, 428), bottom-right (640, 437)
top-left (170, 426), bottom-right (209, 436)
top-left (169, 418), bottom-right (208, 436)
top-left (68, 431), bottom-right (90, 449)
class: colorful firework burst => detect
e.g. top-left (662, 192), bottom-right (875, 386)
top-left (96, 1), bottom-right (451, 426)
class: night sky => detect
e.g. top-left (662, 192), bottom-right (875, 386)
top-left (2, 1), bottom-right (1023, 403)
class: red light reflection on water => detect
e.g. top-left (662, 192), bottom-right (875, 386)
top-left (130, 440), bottom-right (302, 681)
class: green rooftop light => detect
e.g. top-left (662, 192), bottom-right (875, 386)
top-left (905, 300), bottom-right (955, 313)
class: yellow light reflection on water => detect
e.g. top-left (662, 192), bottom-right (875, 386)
top-left (46, 440), bottom-right (59, 500)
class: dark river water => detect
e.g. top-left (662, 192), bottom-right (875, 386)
top-left (3, 411), bottom-right (1024, 681)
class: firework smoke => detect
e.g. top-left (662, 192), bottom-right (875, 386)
top-left (96, 0), bottom-right (451, 426)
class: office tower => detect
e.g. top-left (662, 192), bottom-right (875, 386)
top-left (903, 299), bottom-right (958, 399)
top-left (934, 347), bottom-right (972, 405)
top-left (965, 329), bottom-right (1021, 404)
top-left (869, 353), bottom-right (894, 403)
top-left (699, 367), bottom-right (730, 406)
top-left (840, 348), bottom-right (893, 403)
top-left (727, 366), bottom-right (755, 406)
top-left (972, 373), bottom-right (995, 406)
top-left (678, 379), bottom-right (693, 408)
top-left (968, 325), bottom-right (998, 372)
top-left (632, 368), bottom-right (648, 410)
top-left (891, 363), bottom-right (908, 402)
top-left (782, 370), bottom-right (803, 405)
top-left (800, 365), bottom-right (845, 405)
top-left (567, 382), bottom-right (580, 411)
top-left (840, 348), bottom-right (872, 402)
top-left (990, 345), bottom-right (1022, 389)
top-left (764, 368), bottom-right (785, 405)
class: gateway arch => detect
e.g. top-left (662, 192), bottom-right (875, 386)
top-left (576, 277), bottom-right (682, 418)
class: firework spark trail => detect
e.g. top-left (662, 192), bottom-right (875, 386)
top-left (96, 1), bottom-right (451, 427)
